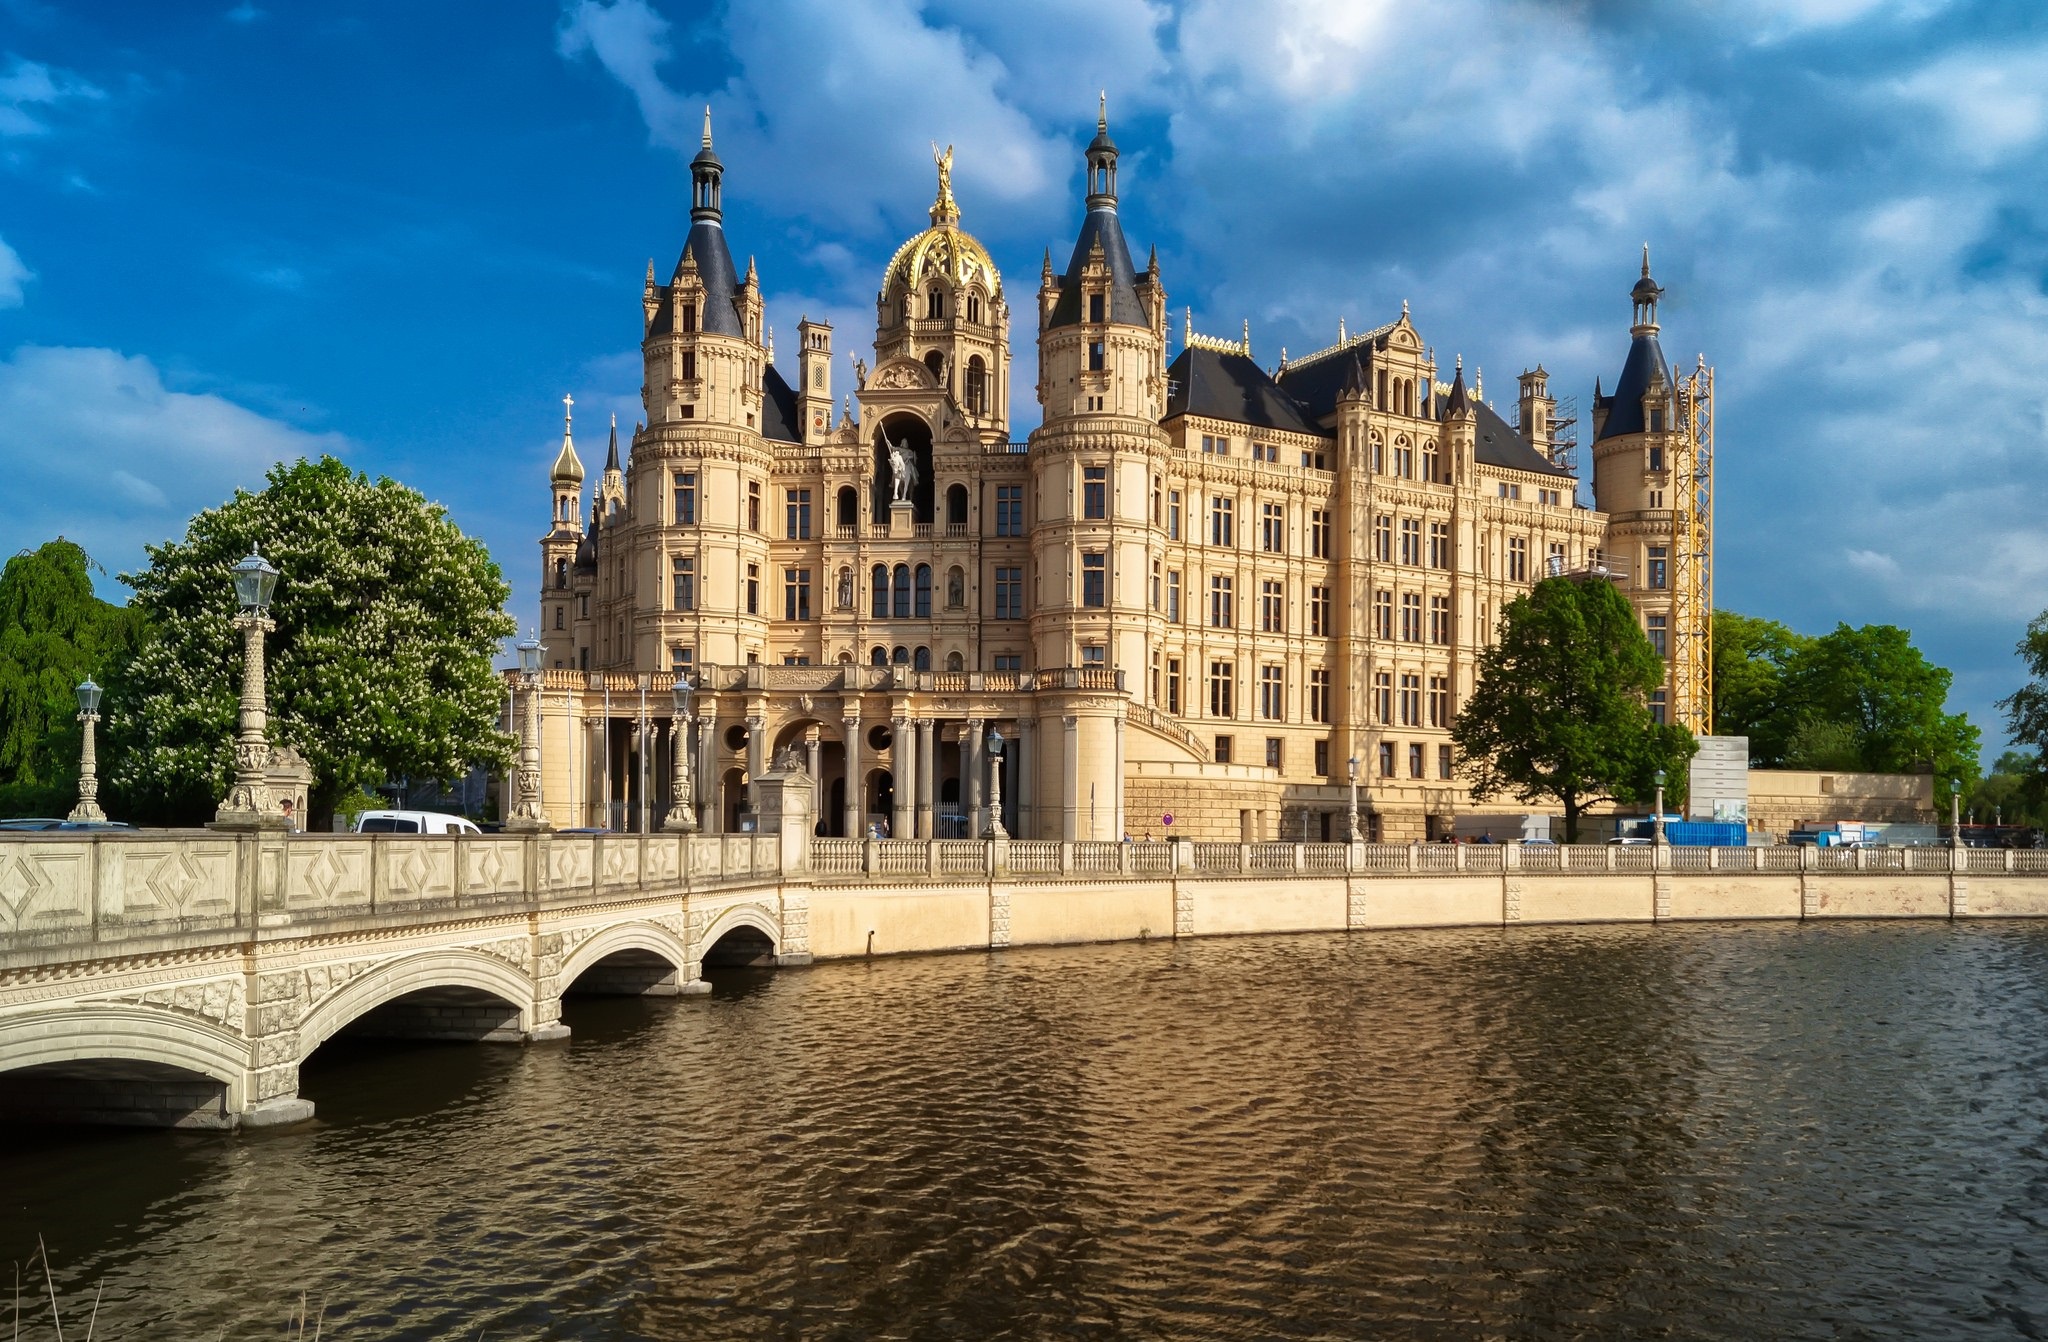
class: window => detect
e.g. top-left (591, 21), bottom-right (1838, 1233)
top-left (1209, 575), bottom-right (1234, 628)
top-left (784, 568), bottom-right (812, 621)
top-left (783, 655), bottom-right (812, 666)
top-left (1423, 443), bottom-right (1440, 483)
top-left (1315, 738), bottom-right (1330, 776)
top-left (1166, 657), bottom-right (1182, 714)
top-left (1400, 517), bottom-right (1421, 566)
top-left (670, 645), bottom-right (692, 672)
top-left (1302, 448), bottom-right (1328, 470)
top-left (1201, 434), bottom-right (1230, 456)
top-left (1253, 442), bottom-right (1281, 463)
top-left (1401, 592), bottom-right (1423, 642)
top-left (786, 488), bottom-right (812, 539)
top-left (1260, 665), bottom-right (1284, 720)
top-left (680, 351), bottom-right (696, 381)
top-left (1309, 585), bottom-right (1331, 637)
top-left (1209, 661), bottom-right (1235, 718)
top-left (1370, 434), bottom-right (1385, 473)
top-left (1539, 488), bottom-right (1563, 507)
top-left (1082, 465), bottom-right (1108, 519)
top-left (1497, 482), bottom-right (1523, 501)
top-left (892, 564), bottom-right (911, 619)
top-left (927, 288), bottom-right (945, 319)
top-left (994, 653), bottom-right (1022, 672)
top-left (1399, 673), bottom-right (1422, 726)
top-left (1378, 742), bottom-right (1395, 776)
top-left (1168, 490), bottom-right (1182, 539)
top-left (914, 646), bottom-right (931, 671)
top-left (1215, 734), bottom-right (1234, 764)
top-left (965, 356), bottom-right (987, 415)
top-left (1430, 594), bottom-right (1452, 645)
top-left (1650, 688), bottom-right (1668, 725)
top-left (1409, 743), bottom-right (1424, 779)
top-left (1152, 477), bottom-right (1162, 526)
top-left (995, 566), bottom-right (1024, 619)
top-left (995, 485), bottom-right (1024, 536)
top-left (745, 563), bottom-right (760, 615)
top-left (1090, 293), bottom-right (1104, 323)
top-left (1210, 496), bottom-right (1234, 547)
top-left (554, 606), bottom-right (563, 630)
top-left (1261, 502), bottom-right (1286, 553)
top-left (681, 302), bottom-right (697, 333)
top-left (1429, 521), bottom-right (1450, 570)
top-left (1309, 668), bottom-right (1331, 723)
top-left (554, 557), bottom-right (568, 589)
top-left (1082, 552), bottom-right (1106, 608)
top-left (871, 564), bottom-right (888, 619)
top-left (1082, 644), bottom-right (1106, 665)
top-left (673, 472), bottom-right (697, 525)
top-left (1150, 560), bottom-right (1161, 611)
top-left (1648, 545), bottom-right (1668, 589)
top-left (1394, 440), bottom-right (1414, 478)
top-left (1647, 613), bottom-right (1669, 659)
top-left (1261, 580), bottom-right (1285, 633)
top-left (671, 556), bottom-right (695, 611)
top-left (946, 484), bottom-right (968, 527)
top-left (1374, 670), bottom-right (1393, 724)
top-left (1266, 736), bottom-right (1283, 769)
top-left (1649, 445), bottom-right (1664, 472)
top-left (914, 564), bottom-right (932, 618)
top-left (1089, 340), bottom-right (1105, 371)
top-left (1507, 536), bottom-right (1528, 583)
top-left (1374, 590), bottom-right (1394, 640)
top-left (1167, 570), bottom-right (1182, 622)
top-left (1438, 744), bottom-right (1454, 780)
top-left (747, 481), bottom-right (761, 532)
top-left (1428, 675), bottom-right (1449, 727)
top-left (1547, 541), bottom-right (1566, 576)
top-left (1310, 508), bottom-right (1330, 559)
top-left (1373, 514), bottom-right (1393, 563)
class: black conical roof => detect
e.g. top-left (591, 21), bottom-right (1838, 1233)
top-left (1595, 330), bottom-right (1671, 441)
top-left (1049, 207), bottom-right (1145, 328)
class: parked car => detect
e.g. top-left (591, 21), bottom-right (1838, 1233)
top-left (352, 810), bottom-right (482, 835)
top-left (0, 817), bottom-right (134, 831)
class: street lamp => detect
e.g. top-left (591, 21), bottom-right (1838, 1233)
top-left (1951, 777), bottom-right (1962, 848)
top-left (664, 673), bottom-right (699, 832)
top-left (984, 727), bottom-right (1008, 840)
top-left (1346, 754), bottom-right (1361, 843)
top-left (68, 678), bottom-right (106, 823)
top-left (508, 633), bottom-right (548, 830)
top-left (1653, 769), bottom-right (1667, 845)
top-left (213, 545), bottom-right (284, 828)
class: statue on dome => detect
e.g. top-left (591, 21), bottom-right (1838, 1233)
top-left (929, 142), bottom-right (958, 224)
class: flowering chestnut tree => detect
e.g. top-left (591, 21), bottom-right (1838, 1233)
top-left (110, 457), bottom-right (517, 827)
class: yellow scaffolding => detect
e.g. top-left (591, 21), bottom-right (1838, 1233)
top-left (1670, 356), bottom-right (1715, 735)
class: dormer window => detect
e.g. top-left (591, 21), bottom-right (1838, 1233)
top-left (1090, 293), bottom-right (1105, 324)
top-left (681, 303), bottom-right (697, 333)
top-left (1649, 408), bottom-right (1665, 432)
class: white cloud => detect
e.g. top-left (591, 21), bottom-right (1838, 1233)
top-left (1894, 44), bottom-right (2048, 164)
top-left (0, 346), bottom-right (350, 586)
top-left (0, 234), bottom-right (28, 306)
top-left (0, 54), bottom-right (104, 137)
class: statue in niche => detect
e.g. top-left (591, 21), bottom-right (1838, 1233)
top-left (946, 568), bottom-right (964, 608)
top-left (836, 567), bottom-right (854, 610)
top-left (885, 432), bottom-right (919, 503)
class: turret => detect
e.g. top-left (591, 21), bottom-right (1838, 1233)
top-left (797, 316), bottom-right (833, 444)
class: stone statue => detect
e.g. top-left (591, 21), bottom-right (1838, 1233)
top-left (885, 433), bottom-right (918, 503)
top-left (853, 354), bottom-right (868, 389)
top-left (933, 142), bottom-right (953, 197)
top-left (836, 567), bottom-right (854, 609)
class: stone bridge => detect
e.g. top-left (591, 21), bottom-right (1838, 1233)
top-left (0, 826), bottom-right (807, 1128)
top-left (6, 789), bottom-right (2048, 1129)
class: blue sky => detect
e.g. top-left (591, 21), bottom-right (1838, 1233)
top-left (1, 0), bottom-right (2044, 757)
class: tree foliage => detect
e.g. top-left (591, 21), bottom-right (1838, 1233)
top-left (1711, 610), bottom-right (1808, 761)
top-left (0, 540), bottom-right (140, 816)
top-left (108, 457), bottom-right (517, 827)
top-left (1453, 576), bottom-right (1696, 843)
top-left (1999, 611), bottom-right (2048, 820)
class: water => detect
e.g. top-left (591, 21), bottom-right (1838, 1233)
top-left (6, 921), bottom-right (2048, 1339)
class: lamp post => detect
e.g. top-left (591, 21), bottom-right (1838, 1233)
top-left (1346, 755), bottom-right (1361, 843)
top-left (1653, 769), bottom-right (1667, 845)
top-left (213, 545), bottom-right (284, 828)
top-left (68, 678), bottom-right (106, 823)
top-left (664, 674), bottom-right (699, 832)
top-left (984, 727), bottom-right (1008, 840)
top-left (1951, 777), bottom-right (1962, 848)
top-left (507, 633), bottom-right (548, 830)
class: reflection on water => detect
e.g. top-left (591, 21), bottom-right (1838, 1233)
top-left (6, 922), bottom-right (2048, 1339)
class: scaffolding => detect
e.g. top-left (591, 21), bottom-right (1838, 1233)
top-left (1670, 356), bottom-right (1715, 735)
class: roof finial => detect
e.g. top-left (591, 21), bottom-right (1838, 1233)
top-left (1402, 298), bottom-right (1410, 316)
top-left (562, 392), bottom-right (574, 434)
top-left (1184, 306), bottom-right (1192, 345)
top-left (1642, 242), bottom-right (1651, 278)
top-left (1455, 353), bottom-right (1463, 371)
top-left (1242, 317), bottom-right (1251, 359)
top-left (929, 142), bottom-right (958, 226)
top-left (701, 105), bottom-right (713, 149)
top-left (1099, 89), bottom-right (1108, 132)
top-left (1338, 316), bottom-right (1346, 343)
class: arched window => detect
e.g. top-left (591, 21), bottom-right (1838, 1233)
top-left (836, 486), bottom-right (857, 528)
top-left (967, 293), bottom-right (981, 324)
top-left (892, 564), bottom-right (911, 619)
top-left (870, 645), bottom-right (888, 666)
top-left (914, 564), bottom-right (933, 618)
top-left (892, 645), bottom-right (910, 665)
top-left (946, 565), bottom-right (965, 609)
top-left (554, 606), bottom-right (563, 630)
top-left (924, 350), bottom-right (944, 385)
top-left (926, 288), bottom-right (945, 320)
top-left (946, 651), bottom-right (964, 672)
top-left (554, 558), bottom-right (568, 590)
top-left (913, 646), bottom-right (932, 671)
top-left (946, 483), bottom-right (968, 526)
top-left (871, 564), bottom-right (888, 619)
top-left (837, 650), bottom-right (853, 664)
top-left (966, 356), bottom-right (987, 416)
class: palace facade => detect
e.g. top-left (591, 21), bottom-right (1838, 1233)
top-left (527, 109), bottom-right (1701, 841)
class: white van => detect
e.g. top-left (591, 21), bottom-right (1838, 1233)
top-left (352, 810), bottom-right (482, 835)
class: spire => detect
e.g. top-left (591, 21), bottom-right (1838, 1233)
top-left (604, 413), bottom-right (619, 472)
top-left (929, 141), bottom-right (960, 227)
top-left (1085, 95), bottom-right (1119, 207)
top-left (1146, 243), bottom-right (1159, 278)
top-left (689, 104), bottom-right (724, 223)
top-left (1444, 358), bottom-right (1471, 420)
top-left (701, 104), bottom-right (713, 150)
top-left (644, 258), bottom-right (656, 288)
top-left (1099, 89), bottom-right (1107, 132)
top-left (1341, 352), bottom-right (1370, 400)
top-left (1631, 242), bottom-right (1663, 331)
top-left (550, 392), bottom-right (584, 484)
top-left (1041, 249), bottom-right (1054, 285)
top-left (744, 254), bottom-right (758, 287)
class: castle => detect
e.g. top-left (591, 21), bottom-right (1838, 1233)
top-left (528, 107), bottom-right (1702, 842)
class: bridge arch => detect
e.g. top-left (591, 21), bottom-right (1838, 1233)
top-left (297, 948), bottom-right (537, 1060)
top-left (699, 903), bottom-right (781, 968)
top-left (0, 1004), bottom-right (252, 1115)
top-left (557, 921), bottom-right (690, 989)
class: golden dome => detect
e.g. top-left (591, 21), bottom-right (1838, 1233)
top-left (881, 145), bottom-right (1003, 300)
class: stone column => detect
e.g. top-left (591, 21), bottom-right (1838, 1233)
top-left (891, 711), bottom-right (913, 839)
top-left (916, 718), bottom-right (937, 839)
top-left (746, 713), bottom-right (768, 785)
top-left (697, 707), bottom-right (720, 834)
top-left (1018, 716), bottom-right (1036, 840)
top-left (1113, 713), bottom-right (1127, 839)
top-left (806, 728), bottom-right (823, 828)
top-left (1062, 713), bottom-right (1081, 841)
top-left (965, 717), bottom-right (985, 838)
top-left (842, 712), bottom-right (862, 837)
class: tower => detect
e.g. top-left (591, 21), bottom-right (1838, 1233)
top-left (541, 393), bottom-right (585, 669)
top-left (798, 316), bottom-right (833, 445)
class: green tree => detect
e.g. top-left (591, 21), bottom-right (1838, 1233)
top-left (1453, 576), bottom-right (1696, 843)
top-left (1773, 623), bottom-right (1979, 799)
top-left (1711, 610), bottom-right (1810, 763)
top-left (2000, 611), bottom-right (2048, 818)
top-left (109, 457), bottom-right (517, 827)
top-left (1969, 751), bottom-right (2040, 830)
top-left (0, 540), bottom-right (140, 816)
